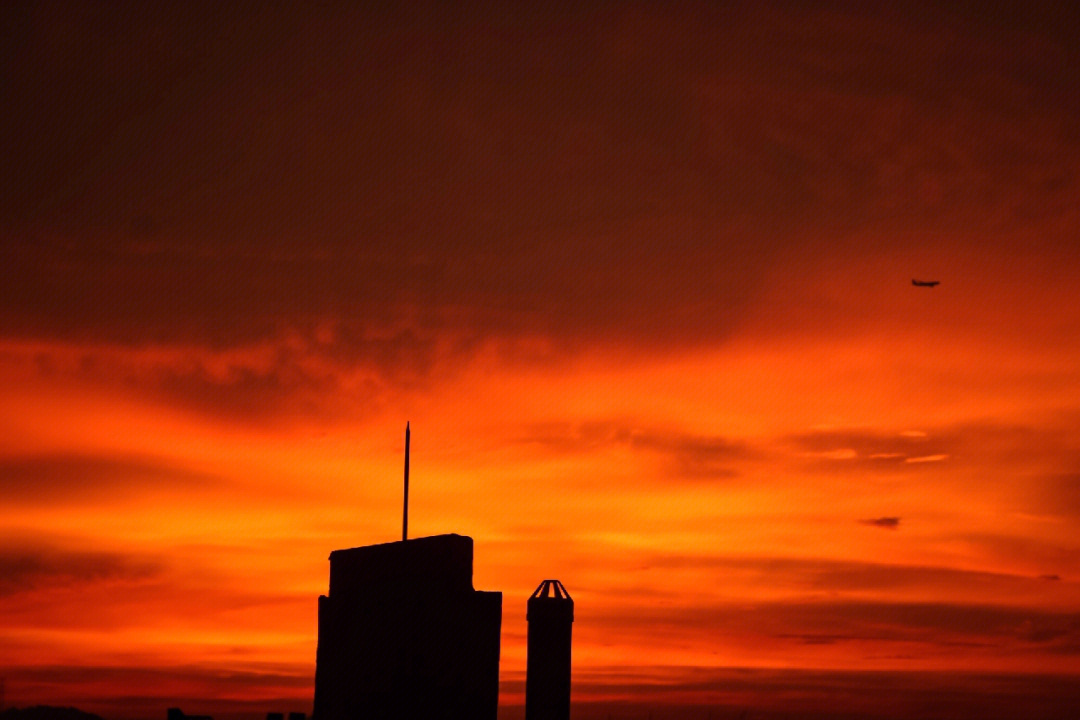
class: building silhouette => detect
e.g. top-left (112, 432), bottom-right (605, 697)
top-left (167, 710), bottom-right (212, 720)
top-left (313, 534), bottom-right (502, 720)
top-left (525, 580), bottom-right (573, 720)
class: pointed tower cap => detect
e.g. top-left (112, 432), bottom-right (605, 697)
top-left (531, 579), bottom-right (572, 600)
top-left (528, 579), bottom-right (573, 622)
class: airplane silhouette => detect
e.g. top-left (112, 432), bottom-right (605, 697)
top-left (912, 279), bottom-right (940, 287)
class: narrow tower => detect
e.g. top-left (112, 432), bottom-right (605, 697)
top-left (525, 579), bottom-right (573, 720)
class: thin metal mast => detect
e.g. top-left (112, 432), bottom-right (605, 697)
top-left (403, 421), bottom-right (410, 541)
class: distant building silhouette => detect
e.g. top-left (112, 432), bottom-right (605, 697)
top-left (167, 710), bottom-right (212, 720)
top-left (313, 534), bottom-right (501, 720)
top-left (526, 580), bottom-right (574, 720)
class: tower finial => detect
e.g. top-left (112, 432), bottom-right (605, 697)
top-left (403, 422), bottom-right (410, 541)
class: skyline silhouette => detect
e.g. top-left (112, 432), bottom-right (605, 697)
top-left (3, 1), bottom-right (1080, 718)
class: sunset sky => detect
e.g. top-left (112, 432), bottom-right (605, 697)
top-left (3, 2), bottom-right (1080, 718)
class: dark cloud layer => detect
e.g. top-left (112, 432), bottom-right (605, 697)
top-left (3, 1), bottom-right (1079, 350)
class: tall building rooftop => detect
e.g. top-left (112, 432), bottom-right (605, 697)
top-left (313, 534), bottom-right (502, 720)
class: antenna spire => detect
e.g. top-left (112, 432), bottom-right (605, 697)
top-left (403, 422), bottom-right (410, 542)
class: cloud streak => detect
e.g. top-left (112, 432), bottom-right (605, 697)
top-left (0, 548), bottom-right (162, 597)
top-left (519, 420), bottom-right (756, 479)
top-left (861, 517), bottom-right (901, 530)
top-left (0, 452), bottom-right (217, 505)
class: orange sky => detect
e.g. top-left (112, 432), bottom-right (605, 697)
top-left (3, 2), bottom-right (1080, 718)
